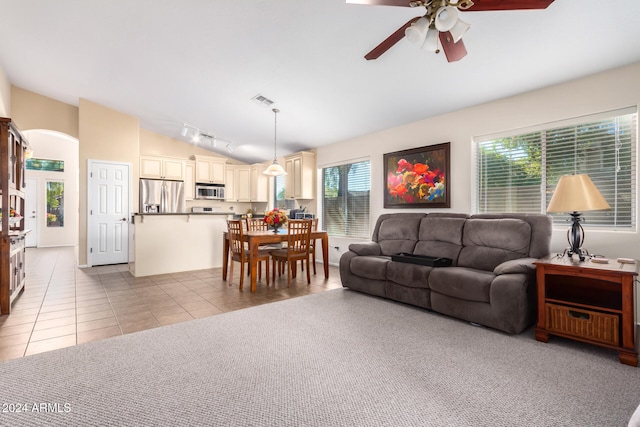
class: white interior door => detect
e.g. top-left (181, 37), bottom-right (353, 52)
top-left (24, 177), bottom-right (38, 247)
top-left (88, 160), bottom-right (130, 266)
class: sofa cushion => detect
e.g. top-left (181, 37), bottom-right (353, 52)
top-left (429, 267), bottom-right (496, 303)
top-left (377, 216), bottom-right (421, 256)
top-left (458, 218), bottom-right (531, 271)
top-left (413, 216), bottom-right (466, 264)
top-left (387, 262), bottom-right (432, 289)
top-left (350, 256), bottom-right (391, 280)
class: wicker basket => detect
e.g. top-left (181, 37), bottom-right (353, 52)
top-left (545, 303), bottom-right (620, 346)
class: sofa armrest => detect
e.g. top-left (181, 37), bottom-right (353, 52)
top-left (348, 242), bottom-right (381, 256)
top-left (493, 257), bottom-right (538, 275)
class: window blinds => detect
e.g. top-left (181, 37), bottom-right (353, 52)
top-left (321, 160), bottom-right (371, 238)
top-left (475, 110), bottom-right (637, 229)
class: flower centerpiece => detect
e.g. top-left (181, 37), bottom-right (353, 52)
top-left (0, 208), bottom-right (22, 226)
top-left (263, 208), bottom-right (288, 233)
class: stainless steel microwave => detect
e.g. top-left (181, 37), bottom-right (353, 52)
top-left (195, 183), bottom-right (225, 200)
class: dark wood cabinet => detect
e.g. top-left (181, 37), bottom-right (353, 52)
top-left (0, 117), bottom-right (29, 315)
top-left (534, 255), bottom-right (638, 366)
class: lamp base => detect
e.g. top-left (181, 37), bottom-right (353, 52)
top-left (565, 211), bottom-right (587, 262)
top-left (561, 246), bottom-right (589, 262)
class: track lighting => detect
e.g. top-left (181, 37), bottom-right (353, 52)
top-left (180, 123), bottom-right (232, 153)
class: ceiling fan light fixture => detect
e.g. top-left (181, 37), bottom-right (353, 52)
top-left (226, 143), bottom-right (233, 153)
top-left (435, 6), bottom-right (458, 32)
top-left (405, 17), bottom-right (430, 44)
top-left (180, 125), bottom-right (189, 137)
top-left (449, 18), bottom-right (470, 43)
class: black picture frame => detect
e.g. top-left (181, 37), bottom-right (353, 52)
top-left (383, 142), bottom-right (450, 209)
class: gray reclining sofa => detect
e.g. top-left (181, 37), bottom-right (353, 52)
top-left (339, 213), bottom-right (552, 334)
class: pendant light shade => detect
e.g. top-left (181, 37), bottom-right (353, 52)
top-left (263, 108), bottom-right (287, 177)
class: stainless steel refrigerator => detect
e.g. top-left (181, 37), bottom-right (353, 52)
top-left (139, 178), bottom-right (186, 213)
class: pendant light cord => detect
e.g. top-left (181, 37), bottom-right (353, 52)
top-left (273, 108), bottom-right (279, 160)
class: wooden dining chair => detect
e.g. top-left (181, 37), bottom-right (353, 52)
top-left (300, 217), bottom-right (319, 275)
top-left (227, 219), bottom-right (270, 290)
top-left (270, 219), bottom-right (312, 286)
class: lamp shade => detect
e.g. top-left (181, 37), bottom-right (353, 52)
top-left (421, 28), bottom-right (439, 51)
top-left (263, 160), bottom-right (287, 177)
top-left (449, 18), bottom-right (470, 43)
top-left (405, 17), bottom-right (430, 44)
top-left (546, 174), bottom-right (611, 213)
top-left (435, 6), bottom-right (458, 32)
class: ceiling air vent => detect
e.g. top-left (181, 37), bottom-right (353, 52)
top-left (251, 94), bottom-right (274, 107)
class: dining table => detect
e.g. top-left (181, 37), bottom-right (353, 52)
top-left (222, 228), bottom-right (330, 292)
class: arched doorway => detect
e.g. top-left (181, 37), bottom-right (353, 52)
top-left (23, 129), bottom-right (79, 248)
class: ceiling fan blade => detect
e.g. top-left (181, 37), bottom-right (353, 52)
top-left (346, 0), bottom-right (413, 7)
top-left (439, 31), bottom-right (467, 62)
top-left (364, 17), bottom-right (419, 60)
top-left (462, 0), bottom-right (554, 11)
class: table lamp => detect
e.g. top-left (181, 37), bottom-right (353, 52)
top-left (546, 174), bottom-right (610, 261)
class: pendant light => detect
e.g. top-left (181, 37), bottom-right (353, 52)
top-left (263, 108), bottom-right (287, 176)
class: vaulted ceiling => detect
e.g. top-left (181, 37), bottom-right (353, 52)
top-left (1, 0), bottom-right (639, 164)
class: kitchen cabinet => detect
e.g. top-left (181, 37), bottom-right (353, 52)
top-left (0, 117), bottom-right (29, 315)
top-left (225, 165), bottom-right (250, 202)
top-left (140, 155), bottom-right (184, 180)
top-left (250, 163), bottom-right (269, 202)
top-left (225, 167), bottom-right (236, 201)
top-left (194, 155), bottom-right (226, 184)
top-left (236, 166), bottom-right (251, 202)
top-left (184, 160), bottom-right (195, 200)
top-left (285, 151), bottom-right (316, 200)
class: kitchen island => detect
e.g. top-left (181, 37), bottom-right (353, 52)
top-left (131, 213), bottom-right (230, 277)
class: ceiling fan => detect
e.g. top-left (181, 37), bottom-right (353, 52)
top-left (348, 0), bottom-right (555, 62)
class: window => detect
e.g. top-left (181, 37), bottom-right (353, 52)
top-left (322, 160), bottom-right (370, 238)
top-left (274, 174), bottom-right (286, 209)
top-left (26, 158), bottom-right (64, 172)
top-left (46, 181), bottom-right (64, 227)
top-left (475, 109), bottom-right (637, 229)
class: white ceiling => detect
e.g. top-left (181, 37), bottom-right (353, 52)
top-left (1, 0), bottom-right (639, 164)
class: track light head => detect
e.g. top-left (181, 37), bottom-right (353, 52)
top-left (191, 131), bottom-right (201, 143)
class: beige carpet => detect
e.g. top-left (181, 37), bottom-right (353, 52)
top-left (0, 288), bottom-right (638, 426)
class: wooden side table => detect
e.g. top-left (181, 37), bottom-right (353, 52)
top-left (534, 255), bottom-right (638, 366)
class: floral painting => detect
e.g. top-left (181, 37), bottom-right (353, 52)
top-left (383, 142), bottom-right (450, 208)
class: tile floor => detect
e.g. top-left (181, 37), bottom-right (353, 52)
top-left (0, 246), bottom-right (342, 361)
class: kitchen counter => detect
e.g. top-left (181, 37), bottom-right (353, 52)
top-left (131, 213), bottom-right (229, 277)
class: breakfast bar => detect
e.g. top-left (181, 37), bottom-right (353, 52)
top-left (131, 213), bottom-right (229, 277)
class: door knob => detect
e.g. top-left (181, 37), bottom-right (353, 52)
top-left (120, 218), bottom-right (127, 221)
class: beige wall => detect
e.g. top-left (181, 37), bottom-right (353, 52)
top-left (11, 86), bottom-right (78, 138)
top-left (317, 62), bottom-right (640, 263)
top-left (79, 98), bottom-right (139, 266)
top-left (0, 67), bottom-right (9, 117)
